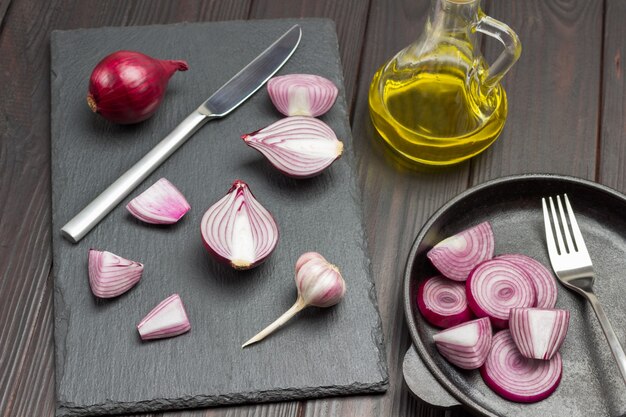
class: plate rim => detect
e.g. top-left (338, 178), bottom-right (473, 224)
top-left (402, 173), bottom-right (626, 417)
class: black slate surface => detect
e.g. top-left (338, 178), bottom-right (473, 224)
top-left (50, 19), bottom-right (387, 417)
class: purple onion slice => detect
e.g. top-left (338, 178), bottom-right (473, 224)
top-left (433, 317), bottom-right (493, 369)
top-left (200, 180), bottom-right (279, 270)
top-left (497, 254), bottom-right (558, 309)
top-left (427, 222), bottom-right (494, 281)
top-left (480, 330), bottom-right (562, 403)
top-left (509, 308), bottom-right (570, 360)
top-left (242, 117), bottom-right (344, 178)
top-left (88, 249), bottom-right (143, 298)
top-left (466, 259), bottom-right (537, 329)
top-left (137, 294), bottom-right (191, 341)
top-left (126, 178), bottom-right (190, 224)
top-left (417, 275), bottom-right (474, 328)
top-left (267, 74), bottom-right (338, 117)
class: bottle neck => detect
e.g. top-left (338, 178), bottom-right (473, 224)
top-left (427, 0), bottom-right (480, 35)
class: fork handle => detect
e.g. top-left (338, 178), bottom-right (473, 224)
top-left (586, 291), bottom-right (626, 385)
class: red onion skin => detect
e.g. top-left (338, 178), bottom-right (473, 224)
top-left (87, 50), bottom-right (188, 124)
top-left (417, 276), bottom-right (474, 328)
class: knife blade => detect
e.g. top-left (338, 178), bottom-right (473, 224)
top-left (61, 24), bottom-right (302, 243)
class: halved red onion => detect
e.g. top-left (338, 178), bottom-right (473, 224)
top-left (466, 259), bottom-right (536, 329)
top-left (242, 117), bottom-right (344, 178)
top-left (427, 222), bottom-right (494, 281)
top-left (433, 317), bottom-right (492, 369)
top-left (497, 254), bottom-right (558, 309)
top-left (88, 249), bottom-right (143, 298)
top-left (267, 74), bottom-right (338, 117)
top-left (137, 294), bottom-right (191, 340)
top-left (200, 180), bottom-right (279, 270)
top-left (417, 275), bottom-right (474, 328)
top-left (509, 308), bottom-right (570, 360)
top-left (480, 330), bottom-right (562, 403)
top-left (126, 178), bottom-right (190, 224)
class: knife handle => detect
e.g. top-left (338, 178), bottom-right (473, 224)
top-left (61, 110), bottom-right (212, 243)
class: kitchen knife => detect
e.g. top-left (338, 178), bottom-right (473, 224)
top-left (61, 24), bottom-right (302, 243)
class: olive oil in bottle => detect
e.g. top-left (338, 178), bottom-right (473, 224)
top-left (368, 0), bottom-right (520, 166)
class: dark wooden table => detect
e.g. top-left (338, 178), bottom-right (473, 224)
top-left (0, 0), bottom-right (622, 416)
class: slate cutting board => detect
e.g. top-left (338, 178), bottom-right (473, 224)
top-left (50, 19), bottom-right (387, 416)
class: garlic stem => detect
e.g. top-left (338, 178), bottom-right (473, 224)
top-left (242, 296), bottom-right (307, 348)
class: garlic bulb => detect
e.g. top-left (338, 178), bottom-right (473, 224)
top-left (242, 252), bottom-right (346, 348)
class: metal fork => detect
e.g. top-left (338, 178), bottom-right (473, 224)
top-left (542, 194), bottom-right (626, 385)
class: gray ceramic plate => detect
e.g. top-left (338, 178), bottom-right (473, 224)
top-left (404, 174), bottom-right (626, 417)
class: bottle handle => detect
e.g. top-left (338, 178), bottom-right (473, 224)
top-left (475, 15), bottom-right (522, 91)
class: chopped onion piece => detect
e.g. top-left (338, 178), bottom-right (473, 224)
top-left (242, 117), bottom-right (344, 178)
top-left (417, 275), bottom-right (474, 328)
top-left (427, 222), bottom-right (494, 281)
top-left (497, 254), bottom-right (558, 309)
top-left (126, 178), bottom-right (190, 224)
top-left (466, 259), bottom-right (536, 329)
top-left (267, 74), bottom-right (338, 117)
top-left (509, 308), bottom-right (570, 360)
top-left (88, 249), bottom-right (143, 298)
top-left (480, 330), bottom-right (562, 403)
top-left (137, 294), bottom-right (191, 340)
top-left (200, 180), bottom-right (279, 270)
top-left (433, 317), bottom-right (492, 369)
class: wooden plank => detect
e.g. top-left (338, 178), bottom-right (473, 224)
top-left (0, 2), bottom-right (252, 416)
top-left (471, 0), bottom-right (603, 183)
top-left (598, 0), bottom-right (626, 191)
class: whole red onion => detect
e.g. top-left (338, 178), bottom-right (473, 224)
top-left (87, 50), bottom-right (188, 124)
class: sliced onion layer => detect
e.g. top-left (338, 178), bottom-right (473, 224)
top-left (417, 275), bottom-right (474, 328)
top-left (267, 74), bottom-right (338, 117)
top-left (480, 330), bottom-right (562, 403)
top-left (427, 222), bottom-right (494, 281)
top-left (200, 180), bottom-right (279, 270)
top-left (509, 308), bottom-right (570, 360)
top-left (497, 254), bottom-right (558, 309)
top-left (433, 317), bottom-right (492, 369)
top-left (126, 178), bottom-right (190, 224)
top-left (242, 117), bottom-right (343, 178)
top-left (88, 249), bottom-right (143, 298)
top-left (466, 259), bottom-right (536, 329)
top-left (137, 294), bottom-right (191, 340)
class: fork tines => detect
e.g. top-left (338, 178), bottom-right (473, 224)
top-left (541, 194), bottom-right (588, 257)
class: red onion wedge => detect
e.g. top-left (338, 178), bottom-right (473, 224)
top-left (497, 254), bottom-right (558, 309)
top-left (200, 180), bottom-right (279, 270)
top-left (126, 178), bottom-right (190, 224)
top-left (242, 117), bottom-right (344, 178)
top-left (509, 308), bottom-right (570, 360)
top-left (417, 275), bottom-right (474, 328)
top-left (88, 249), bottom-right (143, 298)
top-left (480, 330), bottom-right (562, 403)
top-left (433, 317), bottom-right (492, 369)
top-left (466, 259), bottom-right (536, 329)
top-left (427, 222), bottom-right (494, 281)
top-left (137, 294), bottom-right (191, 341)
top-left (267, 74), bottom-right (339, 117)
